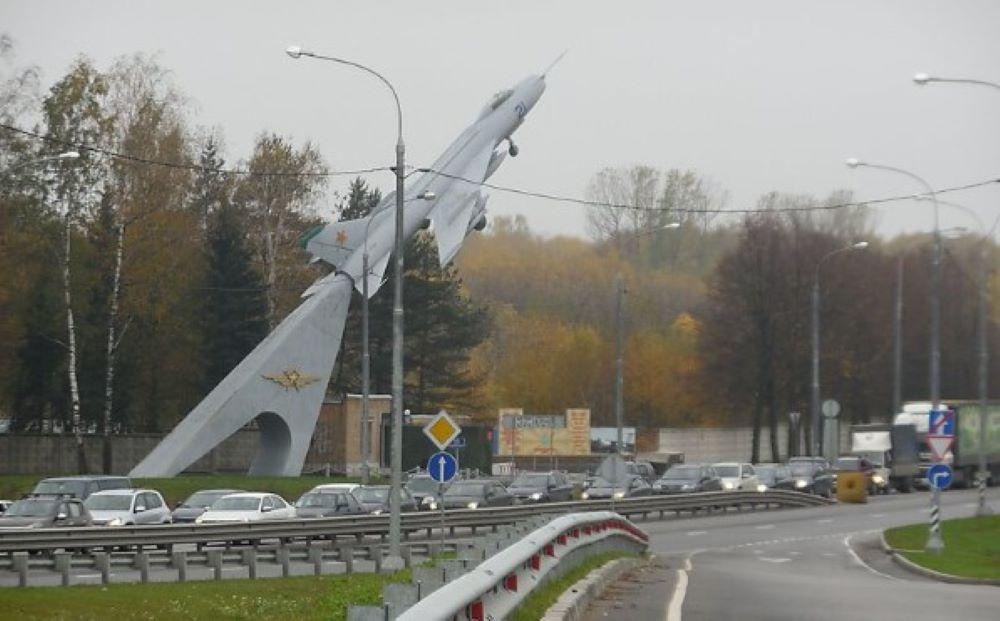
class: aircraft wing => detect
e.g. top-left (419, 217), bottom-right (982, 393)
top-left (429, 143), bottom-right (494, 266)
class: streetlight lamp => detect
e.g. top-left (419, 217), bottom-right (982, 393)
top-left (613, 222), bottom-right (681, 457)
top-left (913, 73), bottom-right (1000, 91)
top-left (359, 191), bottom-right (435, 486)
top-left (847, 157), bottom-right (944, 552)
top-left (810, 240), bottom-right (868, 457)
top-left (286, 45), bottom-right (408, 563)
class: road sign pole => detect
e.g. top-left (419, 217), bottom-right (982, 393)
top-left (926, 485), bottom-right (944, 554)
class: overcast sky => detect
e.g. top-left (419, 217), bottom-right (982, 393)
top-left (5, 0), bottom-right (1000, 238)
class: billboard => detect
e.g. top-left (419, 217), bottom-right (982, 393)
top-left (496, 408), bottom-right (590, 456)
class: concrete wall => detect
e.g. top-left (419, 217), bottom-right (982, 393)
top-left (306, 394), bottom-right (390, 475)
top-left (0, 430), bottom-right (260, 476)
top-left (655, 423), bottom-right (851, 464)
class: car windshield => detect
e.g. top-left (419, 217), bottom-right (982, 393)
top-left (444, 482), bottom-right (486, 497)
top-left (789, 463), bottom-right (815, 476)
top-left (183, 491), bottom-right (230, 508)
top-left (405, 477), bottom-right (438, 494)
top-left (354, 488), bottom-right (389, 503)
top-left (297, 493), bottom-right (339, 508)
top-left (5, 499), bottom-right (57, 517)
top-left (33, 480), bottom-right (86, 497)
top-left (663, 467), bottom-right (701, 481)
top-left (715, 466), bottom-right (739, 478)
top-left (835, 458), bottom-right (860, 470)
top-left (84, 494), bottom-right (132, 511)
top-left (511, 474), bottom-right (549, 487)
top-left (210, 497), bottom-right (261, 511)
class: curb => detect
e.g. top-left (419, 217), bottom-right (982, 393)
top-left (880, 530), bottom-right (1000, 586)
top-left (540, 556), bottom-right (645, 621)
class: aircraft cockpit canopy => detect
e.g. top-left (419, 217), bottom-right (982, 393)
top-left (477, 89), bottom-right (514, 120)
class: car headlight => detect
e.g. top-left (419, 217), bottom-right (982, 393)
top-left (466, 502), bottom-right (479, 509)
top-left (872, 475), bottom-right (885, 485)
top-left (681, 484), bottom-right (694, 491)
top-left (421, 496), bottom-right (434, 505)
top-left (529, 492), bottom-right (542, 501)
top-left (107, 517), bottom-right (124, 527)
top-left (723, 481), bottom-right (735, 490)
top-left (428, 501), bottom-right (438, 510)
top-left (581, 492), bottom-right (590, 500)
top-left (195, 515), bottom-right (205, 524)
top-left (613, 491), bottom-right (625, 499)
top-left (756, 484), bottom-right (768, 493)
top-left (371, 509), bottom-right (384, 516)
top-left (795, 479), bottom-right (808, 489)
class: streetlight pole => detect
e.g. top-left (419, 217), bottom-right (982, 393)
top-left (847, 157), bottom-right (944, 551)
top-left (286, 46), bottom-right (407, 562)
top-left (0, 150), bottom-right (80, 177)
top-left (893, 255), bottom-right (904, 418)
top-left (913, 73), bottom-right (997, 516)
top-left (612, 223), bottom-right (680, 458)
top-left (810, 241), bottom-right (868, 457)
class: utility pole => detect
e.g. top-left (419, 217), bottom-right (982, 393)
top-left (614, 273), bottom-right (625, 456)
top-left (893, 255), bottom-right (903, 417)
top-left (976, 245), bottom-right (992, 516)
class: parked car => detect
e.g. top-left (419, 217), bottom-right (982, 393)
top-left (788, 456), bottom-right (830, 470)
top-left (84, 489), bottom-right (171, 526)
top-left (171, 489), bottom-right (245, 523)
top-left (405, 474), bottom-right (447, 510)
top-left (441, 479), bottom-right (514, 509)
top-left (30, 476), bottom-right (132, 500)
top-left (506, 471), bottom-right (574, 503)
top-left (0, 497), bottom-right (92, 529)
top-left (713, 463), bottom-right (762, 491)
top-left (785, 460), bottom-right (835, 497)
top-left (352, 485), bottom-right (418, 514)
top-left (582, 475), bottom-right (653, 499)
top-left (753, 464), bottom-right (795, 491)
top-left (196, 492), bottom-right (295, 523)
top-left (294, 490), bottom-right (366, 518)
top-left (653, 464), bottom-right (722, 494)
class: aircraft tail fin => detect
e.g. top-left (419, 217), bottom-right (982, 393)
top-left (300, 217), bottom-right (370, 269)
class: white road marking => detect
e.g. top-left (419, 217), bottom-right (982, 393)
top-left (869, 513), bottom-right (886, 518)
top-left (686, 530), bottom-right (706, 536)
top-left (666, 556), bottom-right (692, 621)
top-left (758, 557), bottom-right (792, 563)
top-left (843, 534), bottom-right (896, 581)
top-left (755, 524), bottom-right (775, 530)
top-left (822, 552), bottom-right (837, 558)
top-left (817, 518), bottom-right (833, 524)
top-left (789, 551), bottom-right (802, 556)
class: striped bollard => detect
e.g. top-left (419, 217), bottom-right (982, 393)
top-left (926, 486), bottom-right (944, 554)
top-left (976, 470), bottom-right (993, 517)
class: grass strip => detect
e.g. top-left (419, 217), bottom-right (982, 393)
top-left (508, 551), bottom-right (637, 621)
top-left (883, 514), bottom-right (1000, 580)
top-left (2, 568), bottom-right (411, 620)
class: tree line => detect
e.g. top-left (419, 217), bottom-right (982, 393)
top-left (2, 41), bottom-right (997, 465)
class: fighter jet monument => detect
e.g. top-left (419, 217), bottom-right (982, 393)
top-left (130, 67), bottom-right (548, 476)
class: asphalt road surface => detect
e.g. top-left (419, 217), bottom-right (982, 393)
top-left (583, 488), bottom-right (999, 621)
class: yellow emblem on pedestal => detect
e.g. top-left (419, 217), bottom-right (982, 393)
top-left (262, 368), bottom-right (321, 391)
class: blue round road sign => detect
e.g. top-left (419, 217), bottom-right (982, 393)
top-left (428, 452), bottom-right (458, 483)
top-left (927, 463), bottom-right (953, 490)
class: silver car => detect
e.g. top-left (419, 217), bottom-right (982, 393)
top-left (84, 489), bottom-right (172, 526)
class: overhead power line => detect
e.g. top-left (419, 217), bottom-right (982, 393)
top-left (0, 123), bottom-right (393, 178)
top-left (4, 122), bottom-right (999, 216)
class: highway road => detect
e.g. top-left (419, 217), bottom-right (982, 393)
top-left (583, 488), bottom-right (999, 620)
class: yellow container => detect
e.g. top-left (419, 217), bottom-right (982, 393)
top-left (836, 471), bottom-right (868, 504)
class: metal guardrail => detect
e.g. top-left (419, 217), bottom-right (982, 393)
top-left (396, 511), bottom-right (648, 621)
top-left (0, 489), bottom-right (830, 554)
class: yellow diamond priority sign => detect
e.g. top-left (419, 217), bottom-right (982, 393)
top-left (423, 409), bottom-right (461, 451)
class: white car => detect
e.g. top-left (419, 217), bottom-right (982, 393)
top-left (713, 462), bottom-right (764, 492)
top-left (196, 492), bottom-right (295, 524)
top-left (83, 489), bottom-right (172, 526)
top-left (308, 483), bottom-right (359, 494)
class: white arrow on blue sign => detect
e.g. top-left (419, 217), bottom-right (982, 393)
top-left (927, 463), bottom-right (953, 490)
top-left (428, 451), bottom-right (458, 483)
